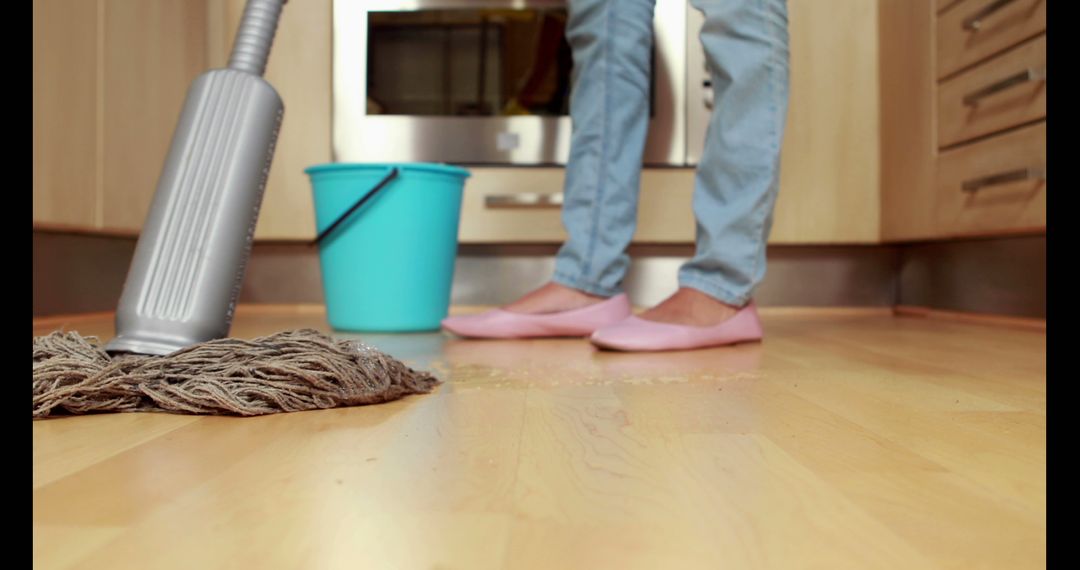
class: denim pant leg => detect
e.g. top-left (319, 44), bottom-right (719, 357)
top-left (679, 0), bottom-right (790, 306)
top-left (552, 0), bottom-right (656, 298)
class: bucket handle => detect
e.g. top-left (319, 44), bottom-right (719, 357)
top-left (312, 167), bottom-right (400, 247)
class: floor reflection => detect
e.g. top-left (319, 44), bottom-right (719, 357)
top-left (590, 342), bottom-right (763, 379)
top-left (330, 329), bottom-right (764, 388)
top-left (333, 331), bottom-right (449, 370)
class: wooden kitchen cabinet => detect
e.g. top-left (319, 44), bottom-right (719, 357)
top-left (935, 122), bottom-right (1045, 236)
top-left (33, 0), bottom-right (210, 235)
top-left (880, 0), bottom-right (938, 241)
top-left (936, 0), bottom-right (1044, 80)
top-left (101, 0), bottom-right (210, 232)
top-left (33, 0), bottom-right (99, 230)
top-left (37, 0), bottom-right (1039, 246)
top-left (769, 0), bottom-right (881, 244)
top-left (31, 0), bottom-right (328, 240)
top-left (935, 0), bottom-right (1046, 240)
top-left (457, 169), bottom-right (699, 244)
top-left (936, 35), bottom-right (1045, 148)
top-left (880, 0), bottom-right (1045, 242)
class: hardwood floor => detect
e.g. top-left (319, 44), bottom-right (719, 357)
top-left (33, 306), bottom-right (1046, 569)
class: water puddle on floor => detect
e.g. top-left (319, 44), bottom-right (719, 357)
top-left (330, 331), bottom-right (765, 391)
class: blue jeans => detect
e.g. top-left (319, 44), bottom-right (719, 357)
top-left (552, 0), bottom-right (790, 307)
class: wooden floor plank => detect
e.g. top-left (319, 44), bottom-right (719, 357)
top-left (34, 413), bottom-right (199, 489)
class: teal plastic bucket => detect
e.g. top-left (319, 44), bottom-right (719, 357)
top-left (305, 163), bottom-right (470, 332)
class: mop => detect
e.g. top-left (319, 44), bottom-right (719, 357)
top-left (32, 330), bottom-right (438, 419)
top-left (33, 0), bottom-right (440, 419)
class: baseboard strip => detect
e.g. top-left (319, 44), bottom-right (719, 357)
top-left (893, 305), bottom-right (1046, 331)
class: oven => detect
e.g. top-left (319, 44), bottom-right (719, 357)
top-left (333, 0), bottom-right (704, 166)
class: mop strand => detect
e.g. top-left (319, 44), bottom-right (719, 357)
top-left (32, 329), bottom-right (440, 419)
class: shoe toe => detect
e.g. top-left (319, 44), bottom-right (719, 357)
top-left (441, 313), bottom-right (492, 338)
top-left (590, 319), bottom-right (652, 351)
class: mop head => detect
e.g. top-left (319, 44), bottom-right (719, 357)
top-left (32, 329), bottom-right (440, 419)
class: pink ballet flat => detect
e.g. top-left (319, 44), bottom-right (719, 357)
top-left (441, 294), bottom-right (633, 339)
top-left (589, 301), bottom-right (763, 352)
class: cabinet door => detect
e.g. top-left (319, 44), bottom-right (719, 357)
top-left (775, 0), bottom-right (882, 243)
top-left (935, 122), bottom-right (1045, 236)
top-left (100, 0), bottom-right (209, 232)
top-left (32, 0), bottom-right (209, 235)
top-left (32, 0), bottom-right (99, 230)
top-left (457, 169), bottom-right (699, 244)
top-left (937, 35), bottom-right (1045, 148)
top-left (879, 0), bottom-right (938, 241)
top-left (688, 0), bottom-right (882, 244)
top-left (937, 0), bottom-right (1045, 79)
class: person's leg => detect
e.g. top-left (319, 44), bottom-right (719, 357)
top-left (641, 0), bottom-right (790, 325)
top-left (505, 0), bottom-right (656, 314)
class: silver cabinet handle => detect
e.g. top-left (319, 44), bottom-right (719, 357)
top-left (962, 167), bottom-right (1045, 192)
top-left (484, 193), bottom-right (564, 209)
top-left (963, 0), bottom-right (1020, 31)
top-left (963, 67), bottom-right (1045, 106)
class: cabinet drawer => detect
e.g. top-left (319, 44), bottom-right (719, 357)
top-left (458, 168), bottom-right (566, 244)
top-left (937, 0), bottom-right (1045, 79)
top-left (457, 168), bottom-right (696, 244)
top-left (937, 35), bottom-right (1045, 148)
top-left (935, 122), bottom-right (1045, 236)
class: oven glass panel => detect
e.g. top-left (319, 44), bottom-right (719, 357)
top-left (367, 9), bottom-right (573, 117)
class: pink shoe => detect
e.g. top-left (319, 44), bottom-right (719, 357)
top-left (441, 294), bottom-right (633, 339)
top-left (590, 301), bottom-right (763, 352)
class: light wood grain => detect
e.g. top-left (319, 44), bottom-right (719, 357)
top-left (771, 0), bottom-right (880, 244)
top-left (879, 0), bottom-right (938, 242)
top-left (935, 121), bottom-right (1045, 236)
top-left (32, 0), bottom-right (100, 228)
top-left (100, 0), bottom-right (209, 232)
top-left (937, 0), bottom-right (965, 13)
top-left (34, 414), bottom-right (199, 489)
top-left (937, 0), bottom-right (1045, 79)
top-left (937, 35), bottom-right (1045, 148)
top-left (33, 307), bottom-right (1045, 569)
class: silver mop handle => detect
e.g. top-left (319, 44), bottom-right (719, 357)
top-left (228, 0), bottom-right (287, 77)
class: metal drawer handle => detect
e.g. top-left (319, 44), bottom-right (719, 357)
top-left (962, 167), bottom-right (1045, 192)
top-left (484, 193), bottom-right (564, 209)
top-left (963, 67), bottom-right (1045, 106)
top-left (963, 0), bottom-right (1020, 31)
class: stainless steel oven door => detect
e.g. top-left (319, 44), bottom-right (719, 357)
top-left (333, 0), bottom-right (686, 165)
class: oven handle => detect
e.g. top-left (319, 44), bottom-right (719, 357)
top-left (963, 0), bottom-right (1019, 31)
top-left (484, 193), bottom-right (564, 209)
top-left (962, 167), bottom-right (1045, 193)
top-left (963, 67), bottom-right (1045, 106)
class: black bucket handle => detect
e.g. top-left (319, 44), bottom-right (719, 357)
top-left (312, 167), bottom-right (400, 247)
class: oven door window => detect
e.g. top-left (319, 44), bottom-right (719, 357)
top-left (367, 10), bottom-right (572, 117)
top-left (369, 9), bottom-right (661, 118)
